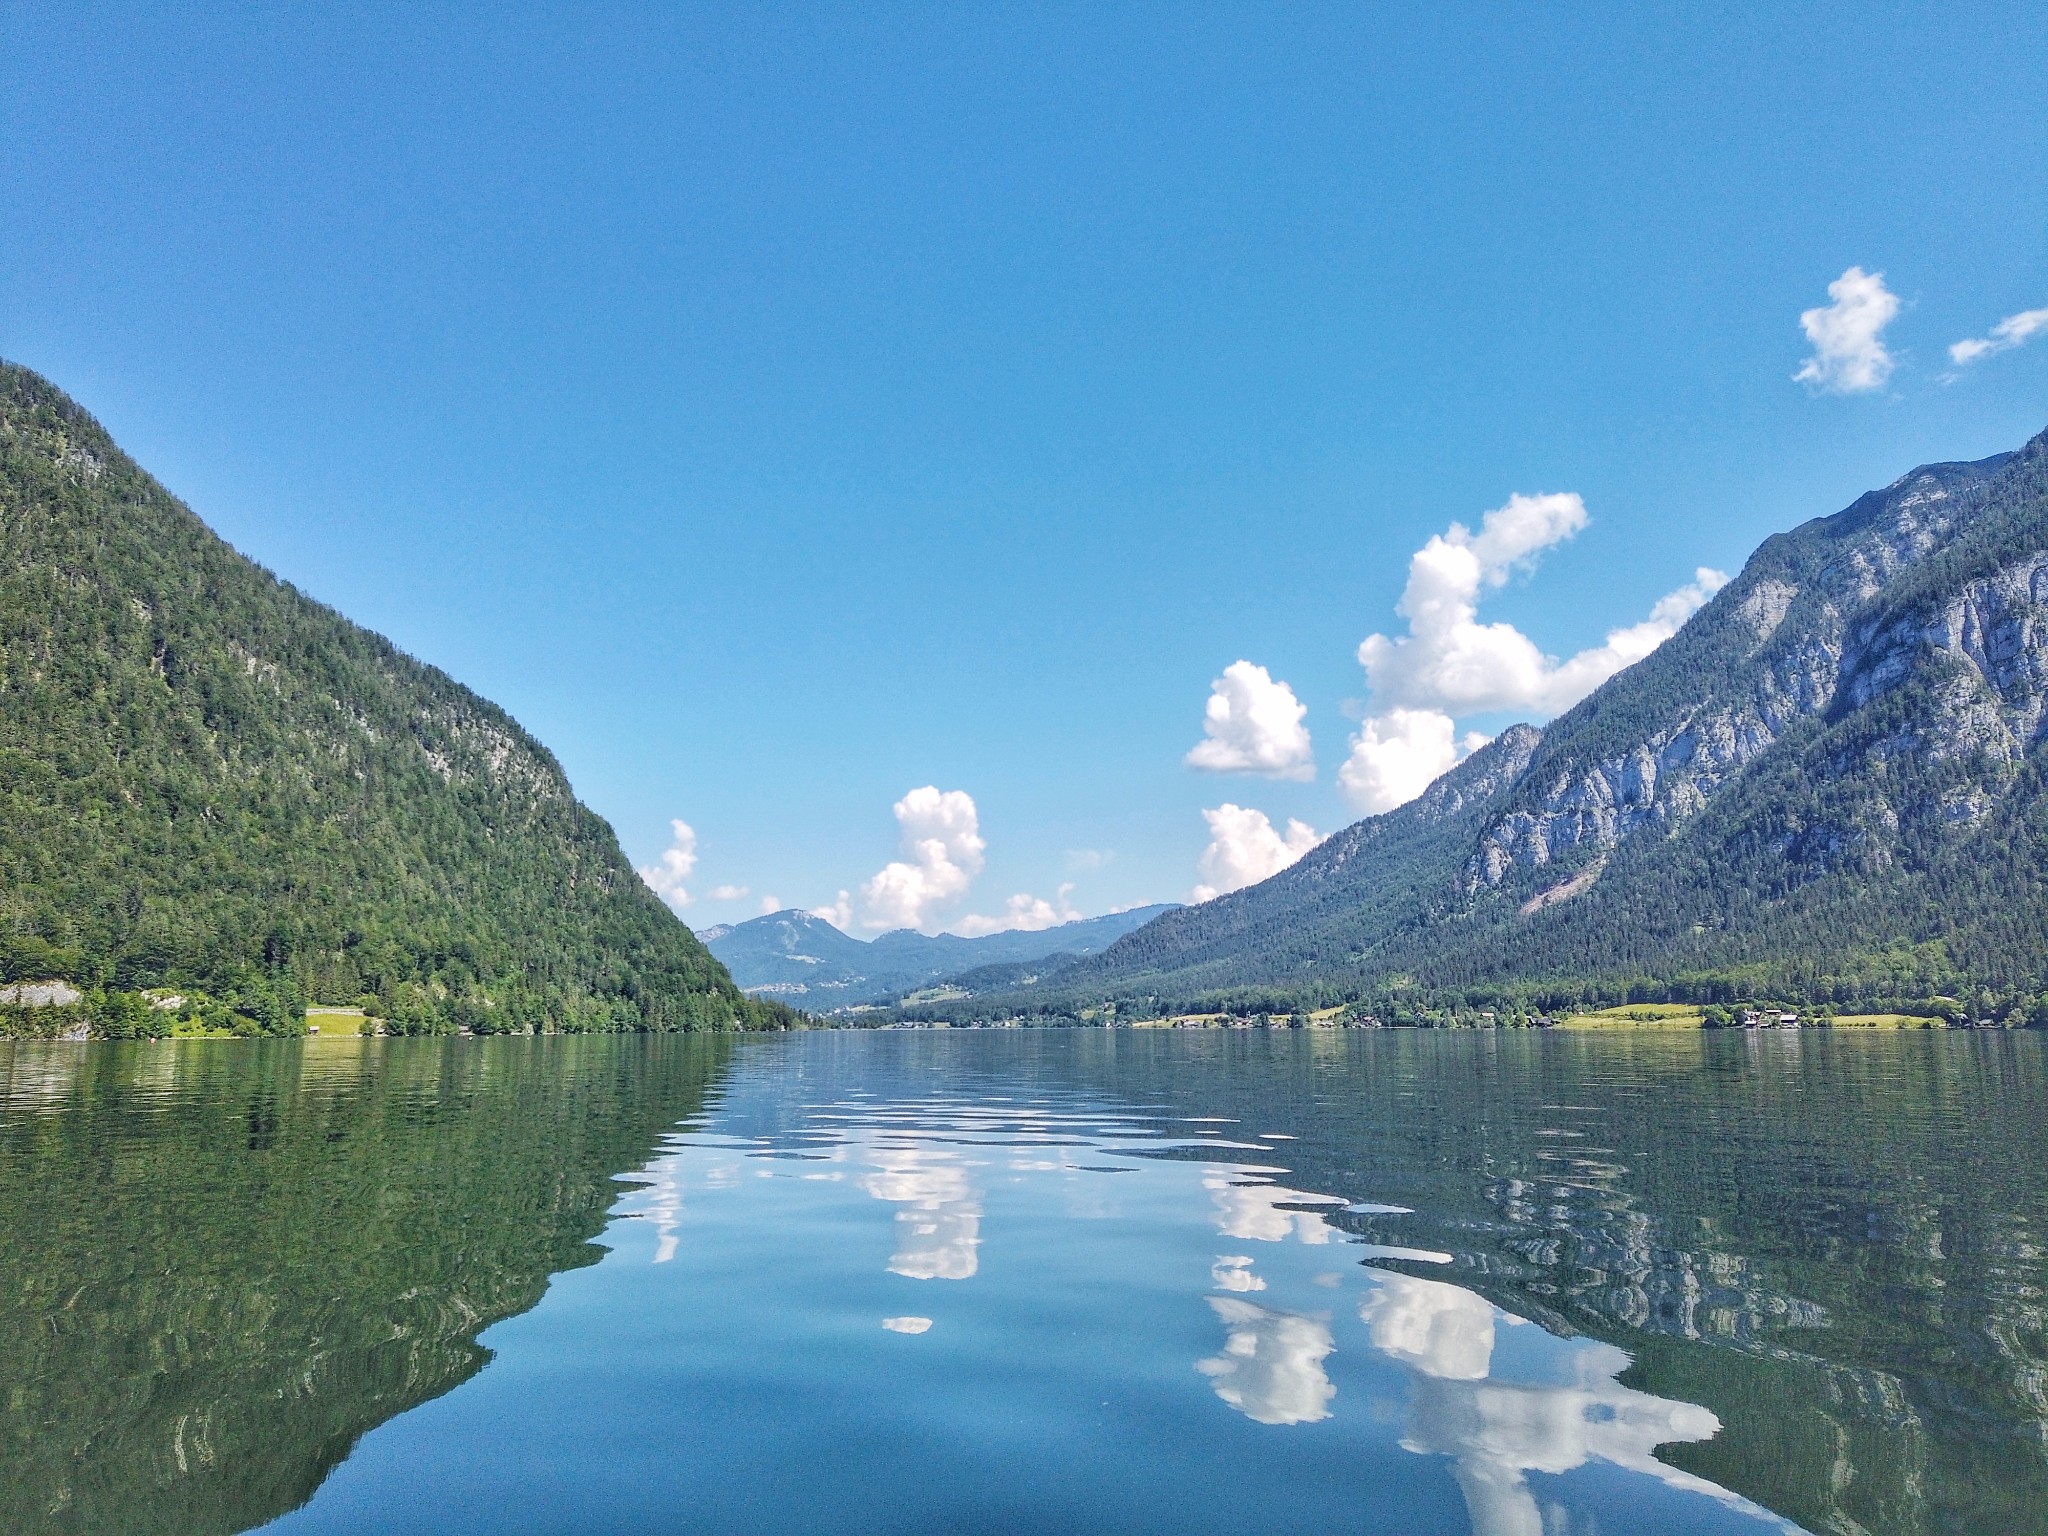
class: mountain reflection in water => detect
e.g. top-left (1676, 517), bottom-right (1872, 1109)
top-left (5, 1029), bottom-right (2043, 1535)
top-left (0, 1035), bottom-right (731, 1536)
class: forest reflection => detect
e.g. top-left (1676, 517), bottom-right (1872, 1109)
top-left (0, 1036), bottom-right (732, 1536)
top-left (9, 1030), bottom-right (2043, 1536)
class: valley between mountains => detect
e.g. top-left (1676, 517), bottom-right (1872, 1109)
top-left (5, 356), bottom-right (2046, 1035)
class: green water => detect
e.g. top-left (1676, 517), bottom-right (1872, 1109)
top-left (3, 1029), bottom-right (2043, 1534)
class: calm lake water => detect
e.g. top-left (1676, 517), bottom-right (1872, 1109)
top-left (5, 1029), bottom-right (2046, 1535)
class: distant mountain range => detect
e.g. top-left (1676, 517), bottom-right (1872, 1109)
top-left (920, 425), bottom-right (2048, 1022)
top-left (0, 363), bottom-right (785, 1034)
top-left (701, 906), bottom-right (1179, 1009)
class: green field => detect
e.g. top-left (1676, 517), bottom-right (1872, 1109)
top-left (306, 1006), bottom-right (373, 1035)
top-left (1556, 1003), bottom-right (1705, 1029)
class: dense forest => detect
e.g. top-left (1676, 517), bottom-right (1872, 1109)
top-left (913, 426), bottom-right (2048, 1026)
top-left (0, 363), bottom-right (790, 1035)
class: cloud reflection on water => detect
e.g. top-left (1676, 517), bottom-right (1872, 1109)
top-left (1197, 1296), bottom-right (1337, 1425)
top-left (661, 1092), bottom-right (1773, 1531)
top-left (1205, 1172), bottom-right (1341, 1244)
top-left (861, 1144), bottom-right (983, 1280)
top-left (1358, 1270), bottom-right (1495, 1380)
top-left (1359, 1272), bottom-right (1774, 1536)
top-left (1211, 1255), bottom-right (1266, 1292)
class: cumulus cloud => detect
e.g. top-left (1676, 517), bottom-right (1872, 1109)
top-left (707, 884), bottom-right (750, 901)
top-left (1342, 494), bottom-right (1727, 813)
top-left (638, 820), bottom-right (699, 910)
top-left (956, 883), bottom-right (1081, 938)
top-left (1185, 660), bottom-right (1315, 780)
top-left (757, 894), bottom-right (782, 915)
top-left (1357, 492), bottom-right (1583, 715)
top-left (1191, 804), bottom-right (1320, 902)
top-left (1794, 265), bottom-right (1900, 393)
top-left (859, 786), bottom-right (986, 932)
top-left (1338, 708), bottom-right (1490, 816)
top-left (811, 890), bottom-right (854, 930)
top-left (1949, 305), bottom-right (2048, 367)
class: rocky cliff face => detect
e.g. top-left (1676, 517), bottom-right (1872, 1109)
top-left (1838, 550), bottom-right (2048, 757)
top-left (973, 426), bottom-right (2048, 1011)
top-left (1465, 450), bottom-right (2029, 892)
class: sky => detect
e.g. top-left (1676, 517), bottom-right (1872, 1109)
top-left (4, 3), bottom-right (2046, 935)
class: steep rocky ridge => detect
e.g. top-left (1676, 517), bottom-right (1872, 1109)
top-left (936, 428), bottom-right (2048, 1016)
top-left (1468, 452), bottom-right (2016, 892)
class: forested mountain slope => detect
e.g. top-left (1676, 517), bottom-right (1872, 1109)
top-left (0, 362), bottom-right (783, 1033)
top-left (945, 428), bottom-right (2048, 1020)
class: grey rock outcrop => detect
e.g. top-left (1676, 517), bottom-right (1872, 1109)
top-left (1467, 453), bottom-right (2026, 886)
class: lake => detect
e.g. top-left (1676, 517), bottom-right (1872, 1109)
top-left (4, 1028), bottom-right (2044, 1535)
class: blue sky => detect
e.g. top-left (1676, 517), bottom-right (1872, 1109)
top-left (5, 3), bottom-right (2046, 933)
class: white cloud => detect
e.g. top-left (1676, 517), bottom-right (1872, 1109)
top-left (638, 821), bottom-right (767, 914)
top-left (1529, 566), bottom-right (1728, 710)
top-left (1196, 1297), bottom-right (1336, 1425)
top-left (859, 786), bottom-right (986, 932)
top-left (757, 895), bottom-right (782, 915)
top-left (1064, 848), bottom-right (1110, 871)
top-left (1794, 265), bottom-right (1900, 394)
top-left (1192, 804), bottom-right (1320, 902)
top-left (1338, 708), bottom-right (1490, 815)
top-left (1358, 492), bottom-right (1589, 715)
top-left (1343, 492), bottom-right (1728, 813)
top-left (1185, 660), bottom-right (1315, 780)
top-left (1949, 305), bottom-right (2048, 367)
top-left (811, 890), bottom-right (854, 929)
top-left (956, 883), bottom-right (1080, 938)
top-left (637, 820), bottom-right (698, 910)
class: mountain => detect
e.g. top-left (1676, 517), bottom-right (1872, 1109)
top-left (704, 905), bottom-right (1180, 1008)
top-left (0, 362), bottom-right (786, 1034)
top-left (936, 428), bottom-right (2048, 1022)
